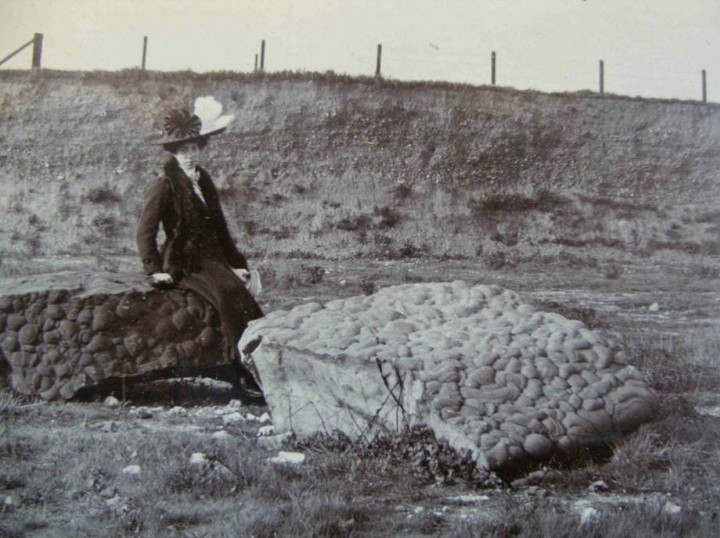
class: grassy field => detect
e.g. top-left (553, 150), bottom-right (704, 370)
top-left (2, 256), bottom-right (719, 537)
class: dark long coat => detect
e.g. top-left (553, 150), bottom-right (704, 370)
top-left (137, 157), bottom-right (263, 357)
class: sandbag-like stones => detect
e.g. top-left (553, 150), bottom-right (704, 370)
top-left (0, 271), bottom-right (234, 400)
top-left (239, 281), bottom-right (659, 472)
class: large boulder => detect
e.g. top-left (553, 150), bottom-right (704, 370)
top-left (0, 271), bottom-right (229, 399)
top-left (238, 281), bottom-right (659, 472)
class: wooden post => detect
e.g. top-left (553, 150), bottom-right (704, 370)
top-left (702, 69), bottom-right (707, 103)
top-left (260, 39), bottom-right (265, 72)
top-left (491, 51), bottom-right (496, 85)
top-left (0, 37), bottom-right (35, 67)
top-left (376, 44), bottom-right (382, 78)
top-left (599, 60), bottom-right (604, 94)
top-left (141, 36), bottom-right (148, 70)
top-left (31, 33), bottom-right (43, 69)
top-left (254, 54), bottom-right (258, 73)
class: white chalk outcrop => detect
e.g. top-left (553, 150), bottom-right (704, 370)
top-left (239, 281), bottom-right (658, 471)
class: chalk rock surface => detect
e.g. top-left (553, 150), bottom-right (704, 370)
top-left (239, 281), bottom-right (658, 471)
top-left (0, 271), bottom-right (230, 399)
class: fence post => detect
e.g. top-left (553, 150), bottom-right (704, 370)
top-left (31, 33), bottom-right (43, 69)
top-left (260, 40), bottom-right (265, 72)
top-left (491, 51), bottom-right (496, 85)
top-left (254, 54), bottom-right (258, 73)
top-left (141, 36), bottom-right (148, 70)
top-left (0, 37), bottom-right (35, 67)
top-left (376, 44), bottom-right (382, 78)
top-left (599, 60), bottom-right (604, 94)
top-left (702, 69), bottom-right (707, 103)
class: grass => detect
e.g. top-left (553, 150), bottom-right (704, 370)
top-left (2, 257), bottom-right (720, 535)
top-left (469, 190), bottom-right (569, 215)
top-left (0, 403), bottom-right (427, 536)
top-left (623, 330), bottom-right (720, 394)
top-left (450, 504), bottom-right (719, 538)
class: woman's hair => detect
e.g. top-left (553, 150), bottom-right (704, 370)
top-left (163, 136), bottom-right (209, 155)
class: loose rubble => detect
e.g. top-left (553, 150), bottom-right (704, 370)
top-left (268, 451), bottom-right (307, 465)
top-left (121, 465), bottom-right (141, 476)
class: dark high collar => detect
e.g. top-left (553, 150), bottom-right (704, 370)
top-left (163, 157), bottom-right (208, 182)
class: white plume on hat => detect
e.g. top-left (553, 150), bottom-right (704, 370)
top-left (194, 96), bottom-right (235, 135)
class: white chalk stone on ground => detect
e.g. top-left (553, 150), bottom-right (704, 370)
top-left (129, 406), bottom-right (153, 419)
top-left (122, 464), bottom-right (141, 475)
top-left (211, 430), bottom-right (231, 440)
top-left (447, 494), bottom-right (490, 505)
top-left (104, 396), bottom-right (120, 408)
top-left (268, 451), bottom-right (306, 465)
top-left (189, 452), bottom-right (208, 465)
top-left (579, 506), bottom-right (600, 526)
top-left (588, 480), bottom-right (609, 493)
top-left (257, 424), bottom-right (276, 437)
top-left (239, 281), bottom-right (658, 472)
top-left (222, 412), bottom-right (245, 425)
top-left (257, 432), bottom-right (292, 449)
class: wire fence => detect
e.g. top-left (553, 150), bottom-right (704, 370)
top-left (0, 33), bottom-right (713, 104)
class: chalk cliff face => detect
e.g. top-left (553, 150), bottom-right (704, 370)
top-left (0, 272), bottom-right (231, 399)
top-left (239, 281), bottom-right (658, 472)
top-left (1, 70), bottom-right (719, 264)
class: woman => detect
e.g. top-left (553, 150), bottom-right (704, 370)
top-left (137, 96), bottom-right (263, 398)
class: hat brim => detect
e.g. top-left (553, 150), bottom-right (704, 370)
top-left (151, 127), bottom-right (227, 146)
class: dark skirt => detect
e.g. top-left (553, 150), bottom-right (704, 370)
top-left (177, 256), bottom-right (264, 357)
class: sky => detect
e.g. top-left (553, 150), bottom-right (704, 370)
top-left (1, 0), bottom-right (719, 102)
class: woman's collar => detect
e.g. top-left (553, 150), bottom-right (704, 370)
top-left (164, 157), bottom-right (203, 181)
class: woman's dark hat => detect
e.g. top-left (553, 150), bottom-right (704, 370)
top-left (154, 96), bottom-right (235, 146)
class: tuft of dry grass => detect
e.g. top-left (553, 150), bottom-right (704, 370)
top-left (623, 330), bottom-right (720, 394)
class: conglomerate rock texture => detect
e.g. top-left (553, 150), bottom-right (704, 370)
top-left (0, 272), bottom-right (229, 399)
top-left (239, 281), bottom-right (659, 472)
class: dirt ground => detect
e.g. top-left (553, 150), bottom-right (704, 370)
top-left (2, 257), bottom-right (719, 537)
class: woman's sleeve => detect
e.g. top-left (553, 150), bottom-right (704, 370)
top-left (136, 178), bottom-right (169, 275)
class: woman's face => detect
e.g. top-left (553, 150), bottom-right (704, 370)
top-left (174, 142), bottom-right (202, 171)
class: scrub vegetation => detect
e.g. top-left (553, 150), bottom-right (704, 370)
top-left (1, 69), bottom-right (719, 268)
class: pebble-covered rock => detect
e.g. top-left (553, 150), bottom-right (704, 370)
top-left (239, 281), bottom-right (659, 472)
top-left (0, 271), bottom-right (235, 400)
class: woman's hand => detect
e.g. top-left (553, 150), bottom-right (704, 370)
top-left (147, 272), bottom-right (174, 289)
top-left (233, 268), bottom-right (251, 284)
top-left (234, 268), bottom-right (262, 296)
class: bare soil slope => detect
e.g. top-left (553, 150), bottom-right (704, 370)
top-left (1, 70), bottom-right (719, 265)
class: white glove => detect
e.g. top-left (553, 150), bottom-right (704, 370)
top-left (248, 269), bottom-right (262, 296)
top-left (149, 272), bottom-right (174, 285)
top-left (233, 268), bottom-right (251, 284)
